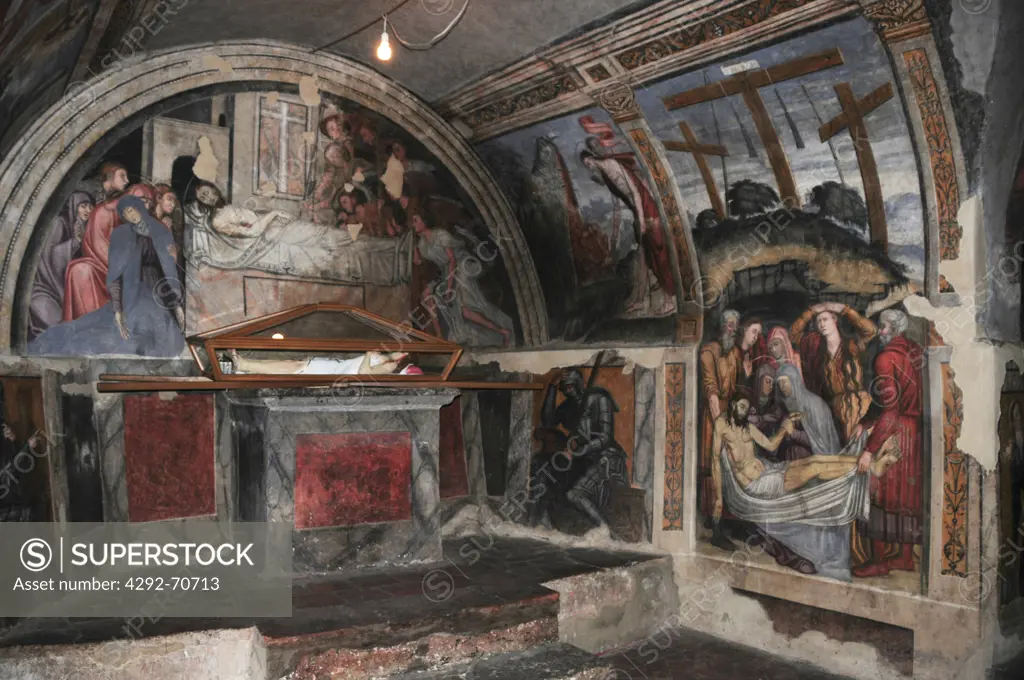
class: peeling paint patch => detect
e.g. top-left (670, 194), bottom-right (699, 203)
top-left (265, 91), bottom-right (279, 106)
top-left (60, 383), bottom-right (94, 396)
top-left (299, 75), bottom-right (322, 107)
top-left (347, 224), bottom-right (363, 240)
top-left (157, 391), bottom-right (178, 402)
top-left (193, 137), bottom-right (219, 182)
top-left (673, 565), bottom-right (909, 680)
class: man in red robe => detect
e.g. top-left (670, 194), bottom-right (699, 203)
top-left (580, 147), bottom-right (676, 316)
top-left (63, 184), bottom-right (156, 321)
top-left (852, 308), bottom-right (924, 577)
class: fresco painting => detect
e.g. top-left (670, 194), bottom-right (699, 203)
top-left (697, 303), bottom-right (926, 586)
top-left (525, 355), bottom-right (648, 542)
top-left (26, 93), bottom-right (520, 356)
top-left (479, 109), bottom-right (679, 344)
top-left (635, 19), bottom-right (926, 285)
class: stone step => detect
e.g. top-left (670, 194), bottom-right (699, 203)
top-left (270, 587), bottom-right (561, 679)
top-left (384, 643), bottom-right (616, 680)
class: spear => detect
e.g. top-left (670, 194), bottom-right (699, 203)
top-left (775, 88), bottom-right (805, 150)
top-left (729, 98), bottom-right (758, 160)
top-left (801, 82), bottom-right (845, 185)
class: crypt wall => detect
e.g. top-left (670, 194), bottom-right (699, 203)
top-left (0, 2), bottom-right (1020, 680)
top-left (440, 1), bottom-right (1020, 679)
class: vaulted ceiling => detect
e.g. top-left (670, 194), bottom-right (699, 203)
top-left (143, 0), bottom-right (652, 101)
top-left (0, 0), bottom-right (650, 152)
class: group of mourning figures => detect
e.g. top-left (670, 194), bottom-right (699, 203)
top-left (29, 163), bottom-right (187, 356)
top-left (700, 304), bottom-right (924, 578)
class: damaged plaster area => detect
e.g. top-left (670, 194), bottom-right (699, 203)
top-left (904, 196), bottom-right (1024, 473)
top-left (193, 136), bottom-right (219, 182)
top-left (298, 75), bottom-right (322, 107)
top-left (198, 54), bottom-right (233, 74)
top-left (444, 502), bottom-right (664, 555)
top-left (673, 568), bottom-right (912, 680)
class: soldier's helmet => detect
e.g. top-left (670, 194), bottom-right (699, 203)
top-left (558, 369), bottom-right (585, 396)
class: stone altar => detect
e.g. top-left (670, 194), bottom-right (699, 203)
top-left (228, 386), bottom-right (459, 573)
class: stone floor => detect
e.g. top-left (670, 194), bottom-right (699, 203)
top-left (600, 628), bottom-right (853, 680)
top-left (0, 536), bottom-right (659, 647)
top-left (0, 535), bottom-right (873, 679)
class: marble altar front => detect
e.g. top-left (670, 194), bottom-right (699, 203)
top-left (228, 387), bottom-right (459, 572)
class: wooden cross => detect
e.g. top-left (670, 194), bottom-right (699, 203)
top-left (818, 82), bottom-right (895, 250)
top-left (663, 48), bottom-right (845, 206)
top-left (663, 121), bottom-right (729, 219)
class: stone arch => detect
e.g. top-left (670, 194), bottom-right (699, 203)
top-left (0, 39), bottom-right (549, 350)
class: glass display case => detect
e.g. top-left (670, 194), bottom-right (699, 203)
top-left (186, 303), bottom-right (463, 384)
top-left (97, 304), bottom-right (542, 393)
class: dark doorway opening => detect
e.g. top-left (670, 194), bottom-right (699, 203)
top-left (172, 155), bottom-right (199, 206)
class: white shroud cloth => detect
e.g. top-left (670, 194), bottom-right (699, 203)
top-left (191, 208), bottom-right (411, 285)
top-left (719, 432), bottom-right (871, 527)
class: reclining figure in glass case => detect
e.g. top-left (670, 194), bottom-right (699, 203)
top-left (227, 350), bottom-right (423, 376)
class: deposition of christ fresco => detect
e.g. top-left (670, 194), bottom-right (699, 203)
top-left (698, 304), bottom-right (925, 583)
top-left (26, 93), bottom-right (519, 355)
top-left (680, 18), bottom-right (930, 586)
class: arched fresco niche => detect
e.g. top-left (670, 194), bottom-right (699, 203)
top-left (1, 42), bottom-right (547, 355)
top-left (22, 90), bottom-right (521, 356)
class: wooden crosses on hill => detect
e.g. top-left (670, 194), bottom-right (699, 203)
top-left (659, 48), bottom-right (895, 252)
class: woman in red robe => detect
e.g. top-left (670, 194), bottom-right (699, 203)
top-left (63, 184), bottom-right (156, 321)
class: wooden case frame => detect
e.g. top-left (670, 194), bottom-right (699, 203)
top-left (188, 303), bottom-right (464, 385)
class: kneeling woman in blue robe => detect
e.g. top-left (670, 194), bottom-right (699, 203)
top-left (29, 196), bottom-right (186, 357)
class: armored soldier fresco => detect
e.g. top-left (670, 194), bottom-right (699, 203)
top-left (528, 363), bottom-right (628, 535)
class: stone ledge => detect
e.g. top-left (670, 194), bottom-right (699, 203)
top-left (677, 552), bottom-right (981, 660)
top-left (0, 627), bottom-right (265, 680)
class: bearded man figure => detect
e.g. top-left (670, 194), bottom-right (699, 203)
top-left (699, 310), bottom-right (741, 522)
top-left (849, 308), bottom-right (925, 577)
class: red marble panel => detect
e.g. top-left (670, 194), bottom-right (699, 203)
top-left (123, 394), bottom-right (216, 522)
top-left (294, 432), bottom-right (412, 529)
top-left (439, 398), bottom-right (469, 499)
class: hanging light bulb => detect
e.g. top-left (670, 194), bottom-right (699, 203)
top-left (376, 17), bottom-right (393, 62)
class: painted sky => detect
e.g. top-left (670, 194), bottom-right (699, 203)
top-left (478, 17), bottom-right (926, 281)
top-left (634, 17), bottom-right (925, 279)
